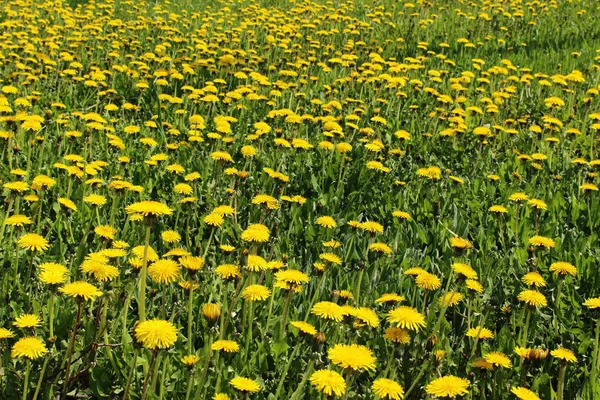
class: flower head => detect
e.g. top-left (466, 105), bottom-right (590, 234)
top-left (14, 314), bottom-right (43, 329)
top-left (328, 343), bottom-right (376, 371)
top-left (511, 387), bottom-right (540, 400)
top-left (134, 319), bottom-right (178, 349)
top-left (387, 306), bottom-right (426, 331)
top-left (59, 281), bottom-right (102, 301)
top-left (212, 340), bottom-right (240, 352)
top-left (426, 375), bottom-right (470, 398)
top-left (148, 259), bottom-right (181, 284)
top-left (517, 290), bottom-right (547, 307)
top-left (484, 352), bottom-right (512, 368)
top-left (549, 262), bottom-right (577, 276)
top-left (11, 337), bottom-right (48, 359)
top-left (230, 377), bottom-right (260, 393)
top-left (18, 234), bottom-right (49, 251)
top-left (551, 347), bottom-right (577, 363)
top-left (312, 301), bottom-right (346, 322)
top-left (241, 284), bottom-right (271, 301)
top-left (310, 369), bottom-right (346, 397)
top-left (372, 378), bottom-right (404, 399)
top-left (125, 201), bottom-right (173, 217)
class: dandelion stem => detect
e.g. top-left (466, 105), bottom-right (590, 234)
top-left (63, 300), bottom-right (84, 396)
top-left (139, 224), bottom-right (151, 322)
top-left (32, 355), bottom-right (49, 400)
top-left (122, 347), bottom-right (138, 400)
top-left (279, 290), bottom-right (292, 341)
top-left (22, 359), bottom-right (31, 400)
top-left (557, 362), bottom-right (566, 400)
top-left (141, 349), bottom-right (158, 400)
top-left (48, 294), bottom-right (55, 338)
top-left (187, 284), bottom-right (194, 353)
top-left (355, 269), bottom-right (365, 306)
top-left (520, 308), bottom-right (532, 347)
top-left (304, 272), bottom-right (326, 322)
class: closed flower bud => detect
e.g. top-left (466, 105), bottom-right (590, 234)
top-left (202, 303), bottom-right (221, 321)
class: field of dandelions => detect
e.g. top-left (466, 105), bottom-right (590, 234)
top-left (1, 0), bottom-right (600, 399)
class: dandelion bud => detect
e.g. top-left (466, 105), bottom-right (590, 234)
top-left (202, 303), bottom-right (221, 321)
top-left (314, 331), bottom-right (326, 344)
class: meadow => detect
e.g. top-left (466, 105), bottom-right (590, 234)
top-left (1, 0), bottom-right (600, 398)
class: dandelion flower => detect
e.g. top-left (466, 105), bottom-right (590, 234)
top-left (13, 314), bottom-right (42, 329)
top-left (316, 216), bottom-right (337, 228)
top-left (425, 375), bottom-right (470, 398)
top-left (204, 213), bottom-right (224, 227)
top-left (440, 292), bottom-right (464, 307)
top-left (212, 340), bottom-right (240, 352)
top-left (416, 272), bottom-right (441, 290)
top-left (549, 262), bottom-right (577, 276)
top-left (148, 259), bottom-right (181, 284)
top-left (11, 337), bottom-right (48, 359)
top-left (125, 201), bottom-right (173, 217)
top-left (583, 298), bottom-right (600, 309)
top-left (4, 214), bottom-right (32, 227)
top-left (372, 378), bottom-right (405, 399)
top-left (387, 306), bottom-right (426, 331)
top-left (450, 237), bottom-right (472, 249)
top-left (328, 343), bottom-right (376, 371)
top-left (517, 290), bottom-right (547, 307)
top-left (312, 301), bottom-right (346, 322)
top-left (215, 264), bottom-right (241, 280)
top-left (230, 376), bottom-right (260, 393)
top-left (290, 321), bottom-right (317, 335)
top-left (18, 233), bottom-right (49, 251)
top-left (384, 327), bottom-right (411, 344)
top-left (452, 263), bottom-right (478, 279)
top-left (134, 319), bottom-right (178, 349)
top-left (376, 293), bottom-right (405, 304)
top-left (310, 369), bottom-right (346, 397)
top-left (551, 347), bottom-right (577, 363)
top-left (247, 255), bottom-right (267, 271)
top-left (241, 284), bottom-right (271, 301)
top-left (484, 352), bottom-right (512, 368)
top-left (466, 326), bottom-right (494, 340)
top-left (59, 281), bottom-right (102, 301)
top-left (241, 224), bottom-right (270, 242)
top-left (181, 355), bottom-right (201, 366)
top-left (528, 235), bottom-right (556, 249)
top-left (202, 303), bottom-right (221, 320)
top-left (180, 256), bottom-right (205, 271)
top-left (511, 387), bottom-right (540, 400)
top-left (161, 230), bottom-right (181, 243)
top-left (95, 225), bottom-right (117, 240)
top-left (0, 328), bottom-right (15, 339)
top-left (521, 272), bottom-right (546, 287)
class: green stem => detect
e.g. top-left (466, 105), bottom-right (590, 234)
top-left (62, 300), bottom-right (84, 396)
top-left (554, 279), bottom-right (563, 336)
top-left (244, 301), bottom-right (254, 363)
top-left (304, 273), bottom-right (326, 321)
top-left (557, 363), bottom-right (566, 400)
top-left (355, 269), bottom-right (365, 305)
top-left (139, 224), bottom-right (152, 321)
top-left (187, 285), bottom-right (194, 353)
top-left (141, 349), bottom-right (158, 400)
top-left (48, 294), bottom-right (55, 338)
top-left (279, 290), bottom-right (292, 341)
top-left (274, 345), bottom-right (301, 398)
top-left (185, 371), bottom-right (193, 400)
top-left (32, 355), bottom-right (49, 400)
top-left (592, 318), bottom-right (600, 389)
top-left (22, 359), bottom-right (31, 400)
top-left (520, 308), bottom-right (532, 347)
top-left (122, 347), bottom-right (139, 400)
